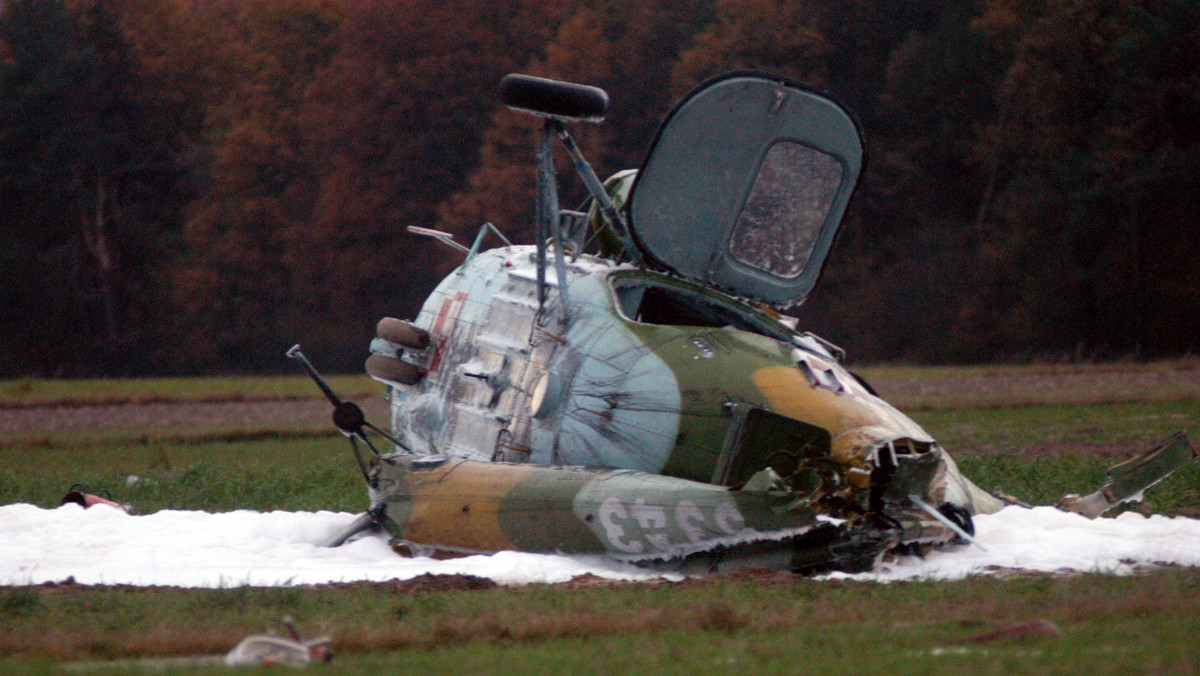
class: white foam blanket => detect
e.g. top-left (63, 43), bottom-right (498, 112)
top-left (3, 503), bottom-right (1199, 587)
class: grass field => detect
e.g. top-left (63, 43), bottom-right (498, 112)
top-left (1, 362), bottom-right (1198, 673)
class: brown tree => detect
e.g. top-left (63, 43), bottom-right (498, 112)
top-left (975, 0), bottom-right (1200, 357)
top-left (0, 0), bottom-right (189, 375)
top-left (436, 0), bottom-right (711, 250)
top-left (168, 0), bottom-right (572, 371)
top-left (167, 0), bottom-right (349, 371)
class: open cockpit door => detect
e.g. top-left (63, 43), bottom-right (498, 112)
top-left (628, 72), bottom-right (863, 308)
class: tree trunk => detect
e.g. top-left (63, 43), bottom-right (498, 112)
top-left (81, 172), bottom-right (119, 342)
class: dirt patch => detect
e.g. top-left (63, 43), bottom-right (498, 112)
top-left (0, 397), bottom-right (388, 434)
top-left (388, 574), bottom-right (498, 594)
top-left (956, 438), bottom-right (1175, 459)
top-left (872, 368), bottom-right (1199, 397)
top-left (22, 573), bottom-right (642, 601)
top-left (868, 366), bottom-right (1200, 410)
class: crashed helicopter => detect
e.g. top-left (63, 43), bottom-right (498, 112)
top-left (289, 71), bottom-right (1196, 574)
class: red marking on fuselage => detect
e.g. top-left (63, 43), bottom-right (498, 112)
top-left (428, 290), bottom-right (467, 375)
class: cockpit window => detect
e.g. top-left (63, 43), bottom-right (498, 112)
top-left (728, 141), bottom-right (843, 279)
top-left (611, 275), bottom-right (789, 341)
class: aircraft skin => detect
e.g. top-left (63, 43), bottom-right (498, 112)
top-left (301, 72), bottom-right (1194, 574)
top-left (361, 244), bottom-right (997, 572)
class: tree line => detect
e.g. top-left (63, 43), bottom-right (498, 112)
top-left (2, 0), bottom-right (1197, 376)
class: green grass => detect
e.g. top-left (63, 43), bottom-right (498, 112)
top-left (913, 399), bottom-right (1199, 449)
top-left (0, 435), bottom-right (365, 513)
top-left (1, 367), bottom-right (1198, 673)
top-left (957, 454), bottom-right (1200, 511)
top-left (1, 571), bottom-right (1198, 673)
top-left (0, 372), bottom-right (379, 512)
top-left (913, 399), bottom-right (1200, 511)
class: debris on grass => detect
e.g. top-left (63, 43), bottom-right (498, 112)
top-left (963, 619), bottom-right (1063, 643)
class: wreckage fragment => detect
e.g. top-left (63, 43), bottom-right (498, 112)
top-left (1057, 431), bottom-right (1196, 518)
top-left (224, 617), bottom-right (331, 668)
top-left (59, 485), bottom-right (130, 512)
top-left (63, 618), bottom-right (331, 671)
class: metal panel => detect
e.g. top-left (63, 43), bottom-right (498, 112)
top-left (628, 72), bottom-right (863, 308)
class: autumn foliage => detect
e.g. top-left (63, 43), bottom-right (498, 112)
top-left (2, 0), bottom-right (1198, 375)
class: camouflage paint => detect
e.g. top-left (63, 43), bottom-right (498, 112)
top-left (367, 451), bottom-right (966, 571)
top-left (371, 454), bottom-right (823, 559)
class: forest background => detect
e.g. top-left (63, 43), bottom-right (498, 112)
top-left (1, 0), bottom-right (1197, 376)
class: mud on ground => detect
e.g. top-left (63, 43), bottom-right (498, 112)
top-left (0, 397), bottom-right (388, 434)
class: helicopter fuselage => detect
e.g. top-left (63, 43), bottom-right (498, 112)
top-left (363, 244), bottom-right (1006, 565)
top-left (298, 72), bottom-right (1193, 572)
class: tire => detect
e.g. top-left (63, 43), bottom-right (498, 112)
top-left (376, 317), bottom-right (429, 350)
top-left (497, 74), bottom-right (609, 122)
top-left (365, 353), bottom-right (424, 386)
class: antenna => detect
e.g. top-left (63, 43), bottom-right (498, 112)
top-left (407, 226), bottom-right (470, 254)
top-left (286, 345), bottom-right (409, 485)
